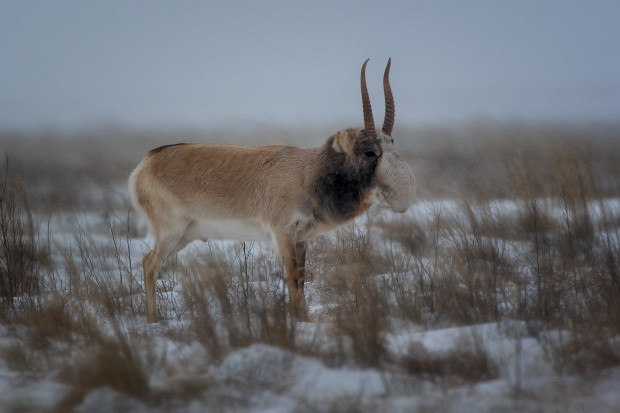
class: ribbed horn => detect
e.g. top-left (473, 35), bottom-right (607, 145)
top-left (382, 58), bottom-right (395, 136)
top-left (360, 58), bottom-right (376, 137)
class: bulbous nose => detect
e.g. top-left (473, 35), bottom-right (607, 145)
top-left (377, 152), bottom-right (416, 213)
top-left (389, 168), bottom-right (416, 213)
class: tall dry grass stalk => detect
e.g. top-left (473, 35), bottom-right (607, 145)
top-left (0, 158), bottom-right (46, 319)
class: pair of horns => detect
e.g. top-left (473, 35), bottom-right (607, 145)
top-left (361, 58), bottom-right (394, 137)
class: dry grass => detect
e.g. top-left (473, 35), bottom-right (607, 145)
top-left (1, 122), bottom-right (620, 410)
top-left (0, 159), bottom-right (46, 319)
top-left (402, 339), bottom-right (499, 384)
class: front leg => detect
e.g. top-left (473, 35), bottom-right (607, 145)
top-left (294, 241), bottom-right (308, 319)
top-left (276, 235), bottom-right (309, 321)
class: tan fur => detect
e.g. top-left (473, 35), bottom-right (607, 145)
top-left (129, 60), bottom-right (415, 323)
top-left (332, 128), bottom-right (358, 156)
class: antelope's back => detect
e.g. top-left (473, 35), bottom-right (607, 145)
top-left (129, 143), bottom-right (313, 222)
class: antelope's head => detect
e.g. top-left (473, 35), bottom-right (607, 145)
top-left (331, 59), bottom-right (416, 213)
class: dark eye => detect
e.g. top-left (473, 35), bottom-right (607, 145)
top-left (365, 151), bottom-right (377, 158)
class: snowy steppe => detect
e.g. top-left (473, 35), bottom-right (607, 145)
top-left (2, 190), bottom-right (620, 413)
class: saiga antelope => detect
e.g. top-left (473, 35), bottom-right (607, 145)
top-left (129, 59), bottom-right (415, 323)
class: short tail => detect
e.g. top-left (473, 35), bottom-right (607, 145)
top-left (127, 160), bottom-right (153, 236)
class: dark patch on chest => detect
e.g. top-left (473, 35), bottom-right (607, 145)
top-left (314, 166), bottom-right (375, 221)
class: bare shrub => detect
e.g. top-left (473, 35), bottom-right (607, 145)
top-left (553, 333), bottom-right (620, 376)
top-left (329, 269), bottom-right (390, 367)
top-left (179, 242), bottom-right (297, 360)
top-left (0, 159), bottom-right (46, 319)
top-left (430, 199), bottom-right (518, 324)
top-left (57, 324), bottom-right (150, 410)
top-left (402, 340), bottom-right (498, 384)
top-left (64, 216), bottom-right (145, 319)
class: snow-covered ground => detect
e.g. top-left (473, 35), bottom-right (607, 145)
top-left (2, 197), bottom-right (620, 412)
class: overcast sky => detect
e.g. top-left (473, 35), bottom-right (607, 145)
top-left (1, 1), bottom-right (619, 132)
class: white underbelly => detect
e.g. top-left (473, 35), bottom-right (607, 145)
top-left (185, 218), bottom-right (272, 242)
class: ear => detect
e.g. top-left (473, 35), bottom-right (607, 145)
top-left (331, 129), bottom-right (357, 156)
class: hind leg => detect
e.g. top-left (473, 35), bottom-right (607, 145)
top-left (143, 220), bottom-right (192, 323)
